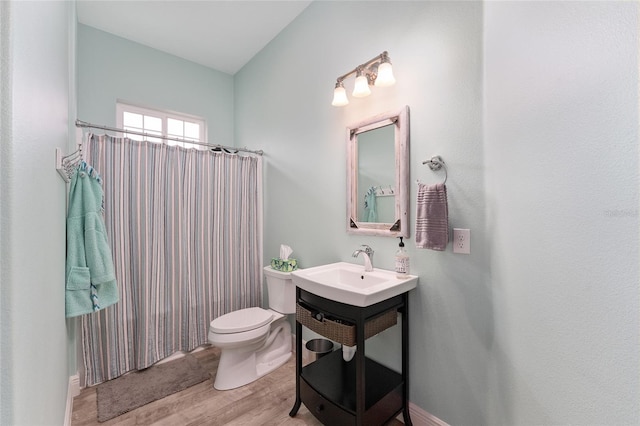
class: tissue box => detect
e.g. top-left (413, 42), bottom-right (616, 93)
top-left (270, 258), bottom-right (298, 272)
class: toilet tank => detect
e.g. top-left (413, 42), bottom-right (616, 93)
top-left (263, 266), bottom-right (296, 314)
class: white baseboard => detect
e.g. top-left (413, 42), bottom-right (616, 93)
top-left (399, 401), bottom-right (449, 426)
top-left (64, 374), bottom-right (80, 426)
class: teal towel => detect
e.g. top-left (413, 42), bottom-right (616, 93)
top-left (364, 187), bottom-right (378, 222)
top-left (65, 163), bottom-right (119, 317)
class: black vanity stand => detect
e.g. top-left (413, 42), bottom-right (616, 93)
top-left (289, 288), bottom-right (412, 426)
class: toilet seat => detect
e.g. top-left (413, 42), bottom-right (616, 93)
top-left (210, 307), bottom-right (273, 334)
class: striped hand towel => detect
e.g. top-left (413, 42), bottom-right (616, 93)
top-left (415, 183), bottom-right (449, 250)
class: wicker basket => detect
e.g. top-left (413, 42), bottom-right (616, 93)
top-left (296, 303), bottom-right (397, 347)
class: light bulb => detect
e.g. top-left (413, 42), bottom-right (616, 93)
top-left (375, 62), bottom-right (396, 87)
top-left (332, 84), bottom-right (349, 106)
top-left (352, 75), bottom-right (371, 98)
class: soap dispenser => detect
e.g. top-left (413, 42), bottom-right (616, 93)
top-left (395, 237), bottom-right (410, 278)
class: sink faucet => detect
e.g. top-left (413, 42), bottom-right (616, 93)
top-left (352, 245), bottom-right (374, 272)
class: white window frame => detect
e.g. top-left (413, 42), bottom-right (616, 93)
top-left (116, 101), bottom-right (208, 150)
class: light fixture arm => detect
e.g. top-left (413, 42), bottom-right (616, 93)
top-left (335, 51), bottom-right (389, 85)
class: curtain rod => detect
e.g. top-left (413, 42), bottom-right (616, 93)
top-left (75, 119), bottom-right (264, 156)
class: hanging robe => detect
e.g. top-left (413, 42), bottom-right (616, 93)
top-left (65, 162), bottom-right (119, 317)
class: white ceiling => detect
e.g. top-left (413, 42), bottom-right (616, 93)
top-left (76, 0), bottom-right (312, 75)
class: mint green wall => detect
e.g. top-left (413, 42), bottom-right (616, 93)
top-left (77, 24), bottom-right (234, 144)
top-left (483, 3), bottom-right (638, 424)
top-left (236, 1), bottom-right (638, 425)
top-left (0, 1), bottom-right (75, 424)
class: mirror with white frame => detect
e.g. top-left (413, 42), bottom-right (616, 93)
top-left (347, 105), bottom-right (410, 237)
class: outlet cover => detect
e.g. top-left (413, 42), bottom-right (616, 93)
top-left (453, 228), bottom-right (470, 254)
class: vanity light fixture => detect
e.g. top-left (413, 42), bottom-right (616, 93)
top-left (331, 51), bottom-right (396, 106)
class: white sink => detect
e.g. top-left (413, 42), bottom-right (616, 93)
top-left (291, 262), bottom-right (418, 307)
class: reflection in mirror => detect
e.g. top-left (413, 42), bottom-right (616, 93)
top-left (357, 125), bottom-right (395, 223)
top-left (347, 106), bottom-right (409, 237)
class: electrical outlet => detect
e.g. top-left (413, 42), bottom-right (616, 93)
top-left (453, 228), bottom-right (470, 254)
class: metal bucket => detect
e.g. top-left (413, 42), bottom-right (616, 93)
top-left (305, 339), bottom-right (333, 362)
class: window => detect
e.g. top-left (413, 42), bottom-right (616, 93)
top-left (116, 102), bottom-right (207, 150)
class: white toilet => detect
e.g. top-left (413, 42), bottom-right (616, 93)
top-left (207, 266), bottom-right (296, 390)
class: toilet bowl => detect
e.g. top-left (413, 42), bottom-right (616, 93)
top-left (207, 267), bottom-right (296, 390)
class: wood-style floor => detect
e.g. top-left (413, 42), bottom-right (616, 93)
top-left (71, 345), bottom-right (404, 426)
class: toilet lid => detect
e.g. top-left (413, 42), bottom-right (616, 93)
top-left (210, 307), bottom-right (274, 334)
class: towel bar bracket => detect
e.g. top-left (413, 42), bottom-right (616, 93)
top-left (420, 155), bottom-right (448, 185)
top-left (424, 155), bottom-right (444, 171)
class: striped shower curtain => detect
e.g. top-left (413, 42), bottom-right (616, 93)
top-left (81, 134), bottom-right (262, 386)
